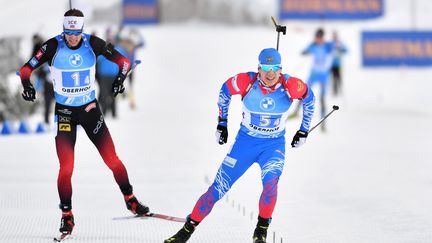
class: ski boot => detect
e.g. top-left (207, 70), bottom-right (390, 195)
top-left (124, 194), bottom-right (149, 216)
top-left (164, 216), bottom-right (199, 243)
top-left (59, 210), bottom-right (75, 234)
top-left (253, 216), bottom-right (271, 243)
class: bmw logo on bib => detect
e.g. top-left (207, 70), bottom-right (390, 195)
top-left (260, 97), bottom-right (275, 111)
top-left (69, 53), bottom-right (83, 67)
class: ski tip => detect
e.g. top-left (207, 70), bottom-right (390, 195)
top-left (53, 233), bottom-right (71, 242)
top-left (113, 213), bottom-right (186, 222)
top-left (134, 60), bottom-right (141, 65)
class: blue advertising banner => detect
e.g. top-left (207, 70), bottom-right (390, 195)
top-left (122, 0), bottom-right (158, 25)
top-left (279, 0), bottom-right (383, 20)
top-left (362, 31), bottom-right (432, 67)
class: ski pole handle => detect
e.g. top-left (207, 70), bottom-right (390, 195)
top-left (271, 16), bottom-right (287, 34)
top-left (270, 16), bottom-right (286, 51)
top-left (309, 105), bottom-right (339, 133)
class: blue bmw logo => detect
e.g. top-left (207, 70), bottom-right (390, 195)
top-left (260, 97), bottom-right (275, 111)
top-left (69, 54), bottom-right (83, 67)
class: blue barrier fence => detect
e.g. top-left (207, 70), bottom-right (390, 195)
top-left (1, 120), bottom-right (49, 135)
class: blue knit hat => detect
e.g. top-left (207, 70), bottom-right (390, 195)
top-left (258, 48), bottom-right (281, 65)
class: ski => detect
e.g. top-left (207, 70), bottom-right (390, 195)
top-left (113, 213), bottom-right (186, 223)
top-left (53, 233), bottom-right (71, 242)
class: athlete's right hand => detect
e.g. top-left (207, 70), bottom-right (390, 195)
top-left (21, 81), bottom-right (36, 102)
top-left (291, 130), bottom-right (308, 148)
top-left (216, 124), bottom-right (228, 145)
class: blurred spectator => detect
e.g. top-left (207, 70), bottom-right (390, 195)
top-left (95, 28), bottom-right (117, 118)
top-left (330, 31), bottom-right (347, 97)
top-left (116, 26), bottom-right (144, 109)
top-left (32, 33), bottom-right (54, 125)
top-left (289, 28), bottom-right (334, 131)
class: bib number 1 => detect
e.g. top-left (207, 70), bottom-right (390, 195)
top-left (62, 70), bottom-right (91, 87)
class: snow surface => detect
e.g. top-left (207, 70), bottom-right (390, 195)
top-left (1, 0), bottom-right (432, 242)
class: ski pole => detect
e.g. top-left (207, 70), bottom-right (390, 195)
top-left (270, 16), bottom-right (286, 50)
top-left (309, 105), bottom-right (339, 133)
top-left (127, 59), bottom-right (141, 78)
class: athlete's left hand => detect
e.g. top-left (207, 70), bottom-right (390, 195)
top-left (216, 124), bottom-right (228, 145)
top-left (112, 74), bottom-right (126, 97)
top-left (291, 130), bottom-right (308, 148)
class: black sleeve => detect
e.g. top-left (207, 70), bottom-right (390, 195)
top-left (26, 37), bottom-right (57, 68)
top-left (89, 35), bottom-right (108, 57)
top-left (89, 35), bottom-right (131, 77)
top-left (20, 37), bottom-right (57, 82)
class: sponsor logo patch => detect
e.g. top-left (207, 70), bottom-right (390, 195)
top-left (36, 50), bottom-right (43, 60)
top-left (222, 156), bottom-right (237, 168)
top-left (85, 102), bottom-right (96, 112)
top-left (93, 115), bottom-right (104, 134)
top-left (69, 53), bottom-right (83, 67)
top-left (260, 97), bottom-right (276, 111)
top-left (297, 81), bottom-right (305, 92)
top-left (29, 57), bottom-right (38, 67)
top-left (58, 109), bottom-right (72, 115)
top-left (61, 86), bottom-right (91, 93)
top-left (59, 123), bottom-right (71, 132)
top-left (58, 116), bottom-right (71, 123)
top-left (121, 61), bottom-right (130, 75)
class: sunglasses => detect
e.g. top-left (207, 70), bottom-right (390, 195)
top-left (64, 29), bottom-right (83, 36)
top-left (259, 64), bottom-right (282, 72)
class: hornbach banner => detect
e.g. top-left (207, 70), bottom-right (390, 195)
top-left (279, 0), bottom-right (383, 20)
top-left (362, 31), bottom-right (432, 67)
top-left (122, 0), bottom-right (158, 24)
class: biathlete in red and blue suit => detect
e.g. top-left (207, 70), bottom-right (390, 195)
top-left (165, 48), bottom-right (316, 243)
top-left (18, 8), bottom-right (149, 236)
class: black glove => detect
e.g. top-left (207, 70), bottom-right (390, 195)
top-left (291, 130), bottom-right (308, 148)
top-left (216, 124), bottom-right (228, 145)
top-left (112, 74), bottom-right (126, 97)
top-left (21, 81), bottom-right (36, 102)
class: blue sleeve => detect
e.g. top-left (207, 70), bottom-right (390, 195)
top-left (326, 42), bottom-right (335, 53)
top-left (299, 88), bottom-right (316, 132)
top-left (301, 43), bottom-right (313, 55)
top-left (217, 83), bottom-right (232, 126)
